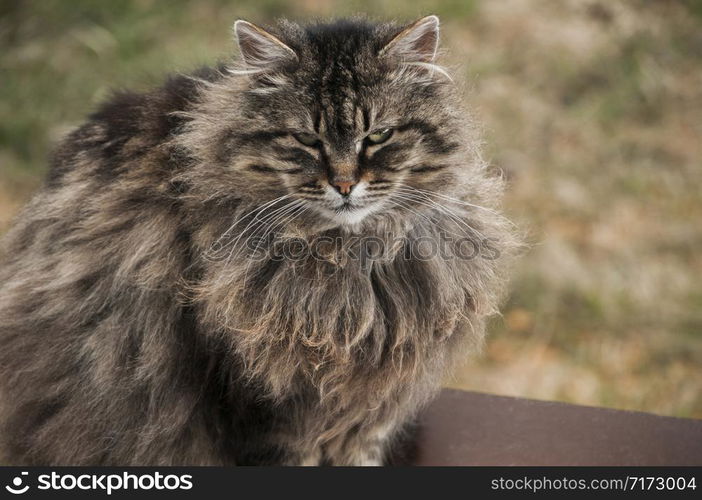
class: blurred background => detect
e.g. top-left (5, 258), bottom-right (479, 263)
top-left (1, 0), bottom-right (700, 417)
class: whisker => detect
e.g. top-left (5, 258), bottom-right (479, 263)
top-left (208, 194), bottom-right (291, 253)
top-left (236, 200), bottom-right (304, 254)
top-left (390, 189), bottom-right (489, 240)
top-left (216, 205), bottom-right (292, 258)
top-left (243, 199), bottom-right (305, 246)
top-left (216, 194), bottom-right (289, 242)
top-left (240, 204), bottom-right (308, 283)
top-left (213, 199), bottom-right (301, 262)
top-left (400, 186), bottom-right (518, 227)
top-left (296, 194), bottom-right (324, 201)
top-left (385, 197), bottom-right (475, 245)
top-left (386, 199), bottom-right (436, 228)
top-left (247, 201), bottom-right (304, 253)
top-left (224, 202), bottom-right (303, 266)
top-left (388, 196), bottom-right (474, 241)
top-left (393, 186), bottom-right (489, 222)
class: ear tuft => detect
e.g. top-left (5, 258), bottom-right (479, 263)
top-left (380, 15), bottom-right (440, 63)
top-left (234, 20), bottom-right (297, 71)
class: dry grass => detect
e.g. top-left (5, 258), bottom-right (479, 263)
top-left (1, 0), bottom-right (701, 417)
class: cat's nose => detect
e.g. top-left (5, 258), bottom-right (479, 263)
top-left (331, 180), bottom-right (357, 196)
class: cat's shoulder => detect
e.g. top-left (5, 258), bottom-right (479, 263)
top-left (46, 64), bottom-right (226, 187)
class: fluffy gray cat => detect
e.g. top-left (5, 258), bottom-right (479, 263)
top-left (0, 15), bottom-right (518, 465)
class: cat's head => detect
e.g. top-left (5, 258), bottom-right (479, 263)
top-left (184, 17), bottom-right (478, 230)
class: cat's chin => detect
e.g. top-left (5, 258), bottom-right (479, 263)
top-left (320, 204), bottom-right (379, 229)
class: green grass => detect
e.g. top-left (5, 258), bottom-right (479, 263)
top-left (1, 0), bottom-right (701, 417)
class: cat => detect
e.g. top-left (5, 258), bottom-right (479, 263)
top-left (0, 15), bottom-right (518, 465)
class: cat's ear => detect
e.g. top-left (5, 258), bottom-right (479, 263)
top-left (380, 15), bottom-right (440, 63)
top-left (234, 20), bottom-right (297, 71)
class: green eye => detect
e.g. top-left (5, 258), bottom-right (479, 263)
top-left (367, 128), bottom-right (393, 144)
top-left (294, 133), bottom-right (319, 147)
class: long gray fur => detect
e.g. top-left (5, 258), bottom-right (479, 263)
top-left (0, 16), bottom-right (519, 465)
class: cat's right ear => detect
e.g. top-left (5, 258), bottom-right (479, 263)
top-left (234, 20), bottom-right (297, 71)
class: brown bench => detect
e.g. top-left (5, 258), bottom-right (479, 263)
top-left (414, 389), bottom-right (702, 466)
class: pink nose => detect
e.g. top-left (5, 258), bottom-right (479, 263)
top-left (332, 180), bottom-right (357, 195)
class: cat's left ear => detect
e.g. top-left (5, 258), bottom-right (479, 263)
top-left (380, 15), bottom-right (440, 63)
top-left (234, 20), bottom-right (298, 71)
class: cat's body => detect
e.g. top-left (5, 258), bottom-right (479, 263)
top-left (0, 17), bottom-right (517, 465)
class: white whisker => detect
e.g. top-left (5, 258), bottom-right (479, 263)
top-left (390, 188), bottom-right (489, 241)
top-left (207, 195), bottom-right (292, 259)
top-left (225, 200), bottom-right (304, 266)
top-left (400, 186), bottom-right (517, 227)
top-left (240, 203), bottom-right (308, 284)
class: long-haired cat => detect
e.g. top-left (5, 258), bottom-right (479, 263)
top-left (0, 16), bottom-right (518, 465)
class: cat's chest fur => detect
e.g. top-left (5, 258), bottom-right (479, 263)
top-left (194, 225), bottom-right (477, 407)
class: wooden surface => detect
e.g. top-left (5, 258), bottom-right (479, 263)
top-left (414, 389), bottom-right (702, 466)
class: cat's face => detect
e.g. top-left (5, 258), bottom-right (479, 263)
top-left (216, 17), bottom-right (466, 228)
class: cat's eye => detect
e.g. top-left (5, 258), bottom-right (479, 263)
top-left (294, 133), bottom-right (320, 147)
top-left (367, 128), bottom-right (393, 145)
